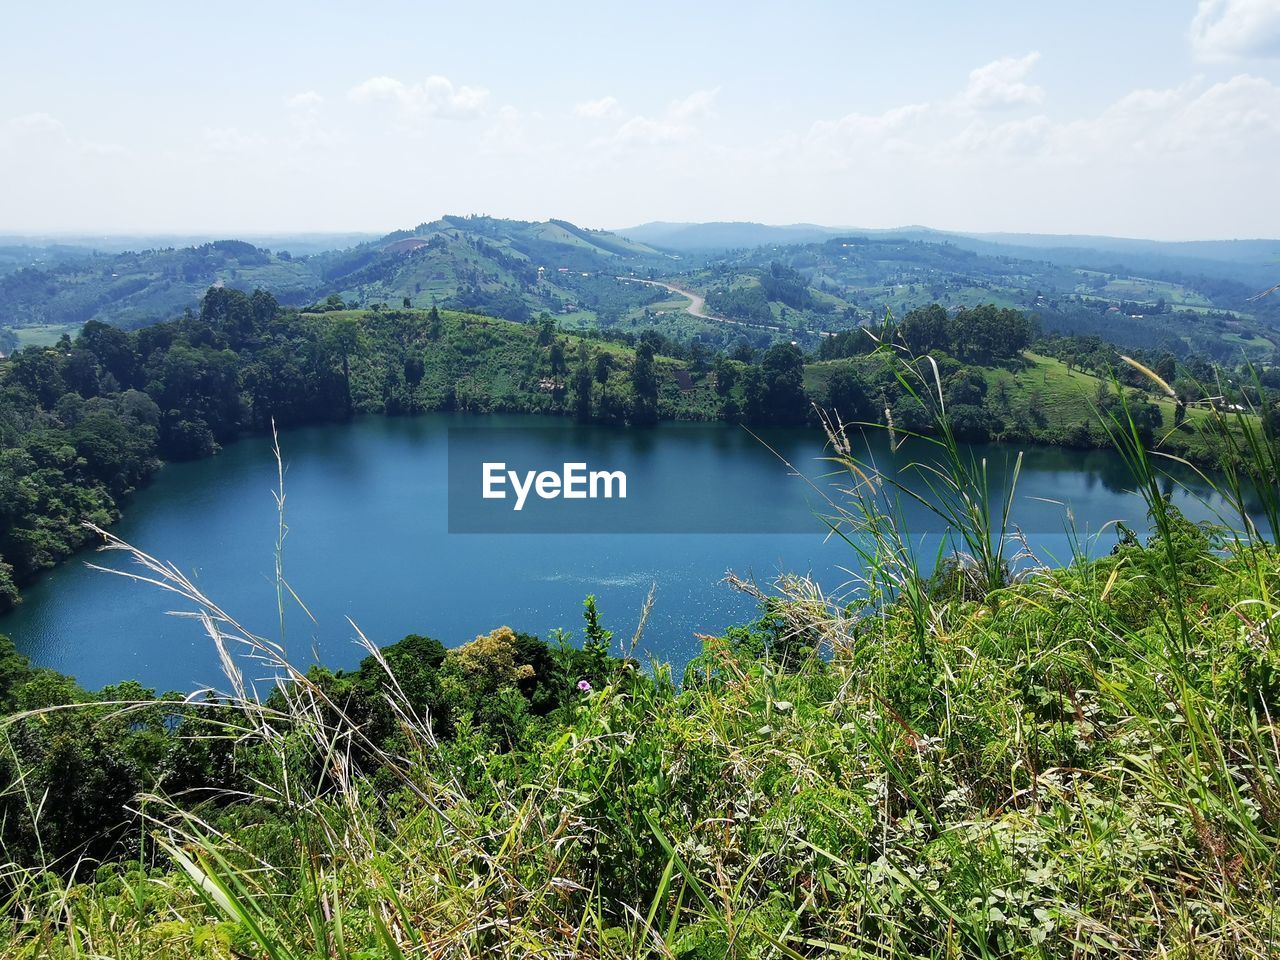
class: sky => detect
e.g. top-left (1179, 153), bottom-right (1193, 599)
top-left (1, 0), bottom-right (1279, 240)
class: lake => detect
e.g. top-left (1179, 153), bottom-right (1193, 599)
top-left (0, 414), bottom-right (1241, 692)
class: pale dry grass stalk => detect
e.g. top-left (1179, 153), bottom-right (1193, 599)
top-left (0, 428), bottom-right (597, 956)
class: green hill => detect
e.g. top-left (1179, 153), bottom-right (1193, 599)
top-left (682, 236), bottom-right (1278, 362)
top-left (5, 220), bottom-right (1274, 373)
top-left (0, 240), bottom-right (318, 334)
top-left (0, 218), bottom-right (674, 342)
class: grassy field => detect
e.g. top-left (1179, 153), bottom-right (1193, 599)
top-left (806, 349), bottom-right (1234, 462)
top-left (11, 322), bottom-right (81, 347)
top-left (1086, 274), bottom-right (1215, 307)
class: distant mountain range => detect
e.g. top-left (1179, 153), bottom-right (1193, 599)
top-left (1, 215), bottom-right (1276, 362)
top-left (617, 222), bottom-right (1280, 289)
top-left (0, 216), bottom-right (672, 335)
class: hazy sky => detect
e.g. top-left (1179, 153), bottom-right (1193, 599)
top-left (2, 0), bottom-right (1279, 239)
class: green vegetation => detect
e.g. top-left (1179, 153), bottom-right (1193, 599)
top-left (0, 347), bottom-right (1277, 957)
top-left (0, 217), bottom-right (671, 335)
top-left (2, 289), bottom-right (1273, 615)
top-left (672, 236), bottom-right (1279, 360)
top-left (806, 305), bottom-right (1277, 468)
top-left (6, 219), bottom-right (1276, 369)
top-left (0, 241), bottom-right (317, 331)
top-left (0, 290), bottom-right (729, 612)
top-left (11, 324), bottom-right (80, 349)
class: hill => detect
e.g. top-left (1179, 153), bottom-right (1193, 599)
top-left (621, 221), bottom-right (1280, 320)
top-left (0, 217), bottom-right (676, 348)
top-left (620, 220), bottom-right (1280, 276)
top-left (616, 220), bottom-right (852, 253)
top-left (311, 215), bottom-right (672, 324)
top-left (0, 240), bottom-right (319, 337)
top-left (669, 235), bottom-right (1278, 362)
top-left (4, 217), bottom-right (1276, 372)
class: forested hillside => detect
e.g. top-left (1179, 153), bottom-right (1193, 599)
top-left (670, 237), bottom-right (1279, 361)
top-left (5, 218), bottom-right (1275, 374)
top-left (0, 217), bottom-right (673, 348)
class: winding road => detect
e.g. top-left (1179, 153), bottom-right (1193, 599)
top-left (615, 276), bottom-right (784, 333)
top-left (616, 276), bottom-right (835, 338)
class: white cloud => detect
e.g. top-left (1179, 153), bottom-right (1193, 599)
top-left (287, 90), bottom-right (324, 110)
top-left (574, 95), bottom-right (623, 120)
top-left (1048, 74), bottom-right (1280, 160)
top-left (1192, 0), bottom-right (1280, 61)
top-left (347, 75), bottom-right (489, 118)
top-left (203, 126), bottom-right (266, 155)
top-left (792, 57), bottom-right (1280, 208)
top-left (802, 103), bottom-right (929, 168)
top-left (611, 115), bottom-right (687, 146)
top-left (600, 87), bottom-right (720, 148)
top-left (480, 105), bottom-right (542, 157)
top-left (667, 87), bottom-right (720, 120)
top-left (2, 112), bottom-right (125, 157)
top-left (7, 112), bottom-right (66, 136)
top-left (958, 53), bottom-right (1045, 110)
top-left (949, 115), bottom-right (1051, 157)
top-left (283, 92), bottom-right (341, 151)
top-left (1169, 73), bottom-right (1280, 147)
top-left (809, 103), bottom-right (929, 142)
top-left (799, 53), bottom-right (1045, 169)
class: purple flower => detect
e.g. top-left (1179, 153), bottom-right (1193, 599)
top-left (577, 679), bottom-right (592, 693)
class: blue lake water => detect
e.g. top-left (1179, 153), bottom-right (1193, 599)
top-left (0, 414), bottom-right (1241, 692)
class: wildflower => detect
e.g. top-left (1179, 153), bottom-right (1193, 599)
top-left (577, 679), bottom-right (592, 693)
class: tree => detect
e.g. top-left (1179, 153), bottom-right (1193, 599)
top-left (536, 313), bottom-right (556, 346)
top-left (325, 316), bottom-right (362, 418)
top-left (631, 342), bottom-right (659, 425)
top-left (944, 369), bottom-right (988, 407)
top-left (146, 344), bottom-right (242, 455)
top-left (593, 351), bottom-right (613, 411)
top-left (200, 286), bottom-right (255, 347)
top-left (898, 304), bottom-right (949, 355)
top-left (741, 366), bottom-right (766, 421)
top-left (549, 341), bottom-right (567, 376)
top-left (250, 288), bottom-right (280, 328)
top-left (0, 563), bottom-right (18, 613)
top-left (823, 367), bottom-right (870, 420)
top-left (758, 343), bottom-right (809, 424)
top-left (78, 321), bottom-right (138, 388)
top-left (951, 304), bottom-right (1031, 364)
top-left (9, 348), bottom-right (65, 408)
top-left (713, 357), bottom-right (737, 397)
top-left (571, 342), bottom-right (593, 422)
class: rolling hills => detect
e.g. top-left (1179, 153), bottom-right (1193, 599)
top-left (2, 216), bottom-right (1276, 368)
top-left (0, 216), bottom-right (674, 346)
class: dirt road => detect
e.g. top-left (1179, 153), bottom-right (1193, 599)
top-left (616, 276), bottom-right (837, 338)
top-left (615, 276), bottom-right (783, 333)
